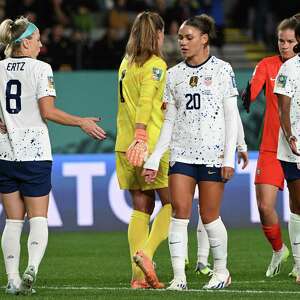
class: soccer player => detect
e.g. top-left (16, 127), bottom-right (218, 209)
top-left (194, 121), bottom-right (248, 276)
top-left (275, 21), bottom-right (300, 284)
top-left (242, 17), bottom-right (299, 278)
top-left (0, 16), bottom-right (106, 295)
top-left (114, 11), bottom-right (171, 289)
top-left (143, 14), bottom-right (238, 290)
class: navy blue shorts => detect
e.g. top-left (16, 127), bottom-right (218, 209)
top-left (280, 160), bottom-right (300, 182)
top-left (168, 161), bottom-right (223, 182)
top-left (0, 160), bottom-right (52, 197)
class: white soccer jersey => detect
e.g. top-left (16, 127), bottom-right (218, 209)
top-left (274, 54), bottom-right (300, 163)
top-left (0, 57), bottom-right (56, 161)
top-left (164, 56), bottom-right (238, 166)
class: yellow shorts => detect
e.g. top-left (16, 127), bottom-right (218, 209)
top-left (115, 151), bottom-right (169, 191)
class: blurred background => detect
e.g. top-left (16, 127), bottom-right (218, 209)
top-left (0, 0), bottom-right (299, 230)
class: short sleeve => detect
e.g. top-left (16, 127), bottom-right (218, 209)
top-left (37, 63), bottom-right (56, 100)
top-left (220, 63), bottom-right (239, 99)
top-left (274, 62), bottom-right (296, 98)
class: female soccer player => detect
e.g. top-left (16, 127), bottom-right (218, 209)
top-left (0, 16), bottom-right (106, 295)
top-left (242, 17), bottom-right (299, 278)
top-left (114, 11), bottom-right (171, 289)
top-left (143, 14), bottom-right (239, 290)
top-left (275, 22), bottom-right (300, 284)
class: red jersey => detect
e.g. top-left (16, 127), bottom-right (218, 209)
top-left (250, 55), bottom-right (282, 152)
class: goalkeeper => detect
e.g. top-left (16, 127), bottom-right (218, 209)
top-left (114, 11), bottom-right (171, 290)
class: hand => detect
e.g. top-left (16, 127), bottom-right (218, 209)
top-left (0, 118), bottom-right (7, 134)
top-left (221, 166), bottom-right (234, 182)
top-left (241, 81), bottom-right (251, 113)
top-left (79, 117), bottom-right (106, 140)
top-left (142, 169), bottom-right (158, 183)
top-left (238, 151), bottom-right (249, 169)
top-left (288, 135), bottom-right (300, 156)
top-left (126, 128), bottom-right (148, 167)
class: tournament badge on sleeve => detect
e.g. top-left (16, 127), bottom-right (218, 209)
top-left (152, 67), bottom-right (163, 81)
top-left (276, 74), bottom-right (287, 88)
top-left (48, 76), bottom-right (55, 90)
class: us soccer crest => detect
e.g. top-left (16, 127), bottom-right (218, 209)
top-left (189, 76), bottom-right (198, 87)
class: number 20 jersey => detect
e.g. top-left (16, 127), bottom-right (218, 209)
top-left (165, 56), bottom-right (238, 166)
top-left (0, 57), bottom-right (56, 161)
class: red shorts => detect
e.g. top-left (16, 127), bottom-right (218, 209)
top-left (255, 151), bottom-right (284, 190)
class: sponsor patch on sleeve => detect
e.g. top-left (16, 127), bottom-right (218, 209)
top-left (231, 74), bottom-right (237, 88)
top-left (276, 74), bottom-right (287, 88)
top-left (152, 67), bottom-right (163, 81)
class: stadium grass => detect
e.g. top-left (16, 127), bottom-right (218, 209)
top-left (0, 228), bottom-right (300, 299)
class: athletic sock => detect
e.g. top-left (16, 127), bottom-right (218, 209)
top-left (262, 223), bottom-right (283, 252)
top-left (168, 217), bottom-right (189, 281)
top-left (204, 217), bottom-right (228, 274)
top-left (197, 213), bottom-right (210, 265)
top-left (27, 217), bottom-right (48, 274)
top-left (1, 219), bottom-right (24, 287)
top-left (128, 210), bottom-right (150, 280)
top-left (289, 213), bottom-right (300, 269)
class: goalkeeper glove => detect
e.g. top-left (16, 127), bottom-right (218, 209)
top-left (241, 81), bottom-right (251, 113)
top-left (126, 128), bottom-right (148, 167)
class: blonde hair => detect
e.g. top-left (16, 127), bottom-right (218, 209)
top-left (0, 16), bottom-right (30, 57)
top-left (125, 11), bottom-right (164, 66)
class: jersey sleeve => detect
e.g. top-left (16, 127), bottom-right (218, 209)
top-left (274, 62), bottom-right (296, 98)
top-left (163, 71), bottom-right (175, 104)
top-left (221, 63), bottom-right (239, 99)
top-left (249, 60), bottom-right (267, 100)
top-left (36, 63), bottom-right (56, 100)
top-left (135, 59), bottom-right (167, 124)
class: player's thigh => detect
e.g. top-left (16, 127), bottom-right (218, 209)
top-left (169, 162), bottom-right (197, 218)
top-left (255, 152), bottom-right (284, 190)
top-left (24, 194), bottom-right (49, 218)
top-left (115, 152), bottom-right (140, 190)
top-left (256, 184), bottom-right (279, 209)
top-left (1, 191), bottom-right (26, 220)
top-left (198, 181), bottom-right (224, 223)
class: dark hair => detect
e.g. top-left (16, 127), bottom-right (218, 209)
top-left (294, 22), bottom-right (300, 53)
top-left (125, 11), bottom-right (164, 66)
top-left (183, 14), bottom-right (216, 44)
top-left (292, 12), bottom-right (300, 22)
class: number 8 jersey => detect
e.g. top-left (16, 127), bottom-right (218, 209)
top-left (165, 56), bottom-right (238, 166)
top-left (0, 57), bottom-right (56, 161)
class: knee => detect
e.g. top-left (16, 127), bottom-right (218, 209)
top-left (257, 201), bottom-right (273, 216)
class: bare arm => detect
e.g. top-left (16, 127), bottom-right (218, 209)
top-left (38, 96), bottom-right (106, 140)
top-left (277, 93), bottom-right (300, 156)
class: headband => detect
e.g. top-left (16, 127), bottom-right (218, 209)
top-left (14, 22), bottom-right (38, 43)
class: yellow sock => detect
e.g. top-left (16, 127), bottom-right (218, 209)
top-left (128, 210), bottom-right (150, 280)
top-left (143, 203), bottom-right (172, 259)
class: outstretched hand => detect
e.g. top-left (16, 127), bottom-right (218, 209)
top-left (80, 117), bottom-right (106, 140)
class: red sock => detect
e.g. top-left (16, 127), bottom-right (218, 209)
top-left (262, 223), bottom-right (283, 252)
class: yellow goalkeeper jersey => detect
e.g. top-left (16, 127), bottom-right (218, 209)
top-left (115, 55), bottom-right (167, 153)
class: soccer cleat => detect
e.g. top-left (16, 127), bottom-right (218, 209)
top-left (19, 265), bottom-right (36, 295)
top-left (289, 264), bottom-right (297, 278)
top-left (195, 262), bottom-right (213, 276)
top-left (133, 250), bottom-right (164, 289)
top-left (203, 269), bottom-right (231, 289)
top-left (266, 244), bottom-right (289, 278)
top-left (130, 279), bottom-right (150, 289)
top-left (5, 279), bottom-right (19, 295)
top-left (167, 278), bottom-right (187, 290)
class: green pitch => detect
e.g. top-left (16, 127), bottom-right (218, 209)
top-left (0, 228), bottom-right (299, 299)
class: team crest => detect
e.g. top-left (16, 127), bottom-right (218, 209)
top-left (189, 76), bottom-right (198, 87)
top-left (277, 74), bottom-right (287, 88)
top-left (152, 67), bottom-right (163, 81)
top-left (204, 76), bottom-right (212, 86)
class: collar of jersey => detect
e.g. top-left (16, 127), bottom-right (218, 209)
top-left (11, 56), bottom-right (31, 59)
top-left (185, 55), bottom-right (212, 68)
